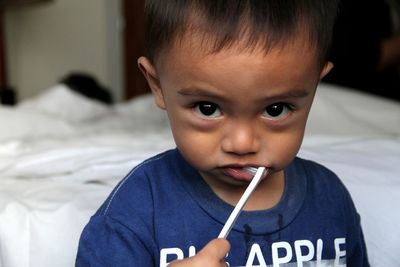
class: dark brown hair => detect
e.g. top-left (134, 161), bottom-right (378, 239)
top-left (144, 0), bottom-right (338, 67)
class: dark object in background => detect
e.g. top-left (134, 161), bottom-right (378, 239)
top-left (0, 0), bottom-right (53, 8)
top-left (0, 86), bottom-right (16, 105)
top-left (323, 0), bottom-right (400, 101)
top-left (60, 72), bottom-right (113, 104)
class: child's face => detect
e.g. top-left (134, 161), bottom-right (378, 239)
top-left (139, 33), bottom-right (331, 188)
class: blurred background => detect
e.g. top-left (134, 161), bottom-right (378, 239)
top-left (0, 0), bottom-right (149, 105)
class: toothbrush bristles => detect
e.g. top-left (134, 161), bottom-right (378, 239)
top-left (244, 166), bottom-right (258, 175)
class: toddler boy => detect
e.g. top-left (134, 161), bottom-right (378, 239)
top-left (77, 0), bottom-right (369, 266)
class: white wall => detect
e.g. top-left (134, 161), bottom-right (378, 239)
top-left (4, 0), bottom-right (123, 101)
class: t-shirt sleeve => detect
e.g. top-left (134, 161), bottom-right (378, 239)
top-left (76, 215), bottom-right (156, 267)
top-left (76, 162), bottom-right (159, 266)
top-left (347, 218), bottom-right (370, 267)
top-left (344, 192), bottom-right (370, 266)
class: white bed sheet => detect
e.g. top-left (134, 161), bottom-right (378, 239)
top-left (0, 83), bottom-right (399, 267)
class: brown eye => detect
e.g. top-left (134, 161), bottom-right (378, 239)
top-left (263, 103), bottom-right (290, 120)
top-left (194, 102), bottom-right (222, 118)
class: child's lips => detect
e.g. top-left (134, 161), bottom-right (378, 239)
top-left (222, 167), bottom-right (255, 182)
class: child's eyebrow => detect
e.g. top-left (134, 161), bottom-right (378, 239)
top-left (267, 89), bottom-right (311, 99)
top-left (177, 87), bottom-right (223, 98)
top-left (177, 87), bottom-right (311, 100)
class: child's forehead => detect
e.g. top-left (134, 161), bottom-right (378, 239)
top-left (153, 31), bottom-right (323, 95)
top-left (155, 26), bottom-right (319, 69)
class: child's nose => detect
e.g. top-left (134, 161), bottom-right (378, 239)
top-left (221, 121), bottom-right (260, 155)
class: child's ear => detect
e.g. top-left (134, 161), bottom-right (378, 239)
top-left (137, 57), bottom-right (166, 109)
top-left (319, 61), bottom-right (334, 80)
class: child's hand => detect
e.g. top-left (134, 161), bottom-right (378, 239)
top-left (169, 238), bottom-right (230, 267)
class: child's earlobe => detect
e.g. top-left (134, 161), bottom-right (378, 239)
top-left (137, 57), bottom-right (166, 109)
top-left (319, 62), bottom-right (334, 80)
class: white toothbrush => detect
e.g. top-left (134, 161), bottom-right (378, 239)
top-left (218, 166), bottom-right (268, 239)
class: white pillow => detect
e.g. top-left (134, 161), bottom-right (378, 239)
top-left (19, 84), bottom-right (110, 123)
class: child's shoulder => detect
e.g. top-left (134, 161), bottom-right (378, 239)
top-left (293, 156), bottom-right (338, 178)
top-left (115, 148), bottom-right (177, 186)
top-left (293, 157), bottom-right (362, 228)
top-left (97, 149), bottom-right (179, 217)
top-left (292, 156), bottom-right (349, 196)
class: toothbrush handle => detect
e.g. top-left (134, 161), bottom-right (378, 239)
top-left (218, 167), bottom-right (267, 239)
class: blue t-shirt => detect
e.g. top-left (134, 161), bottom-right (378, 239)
top-left (76, 149), bottom-right (369, 266)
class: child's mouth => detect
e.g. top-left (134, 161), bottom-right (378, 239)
top-left (222, 166), bottom-right (261, 182)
